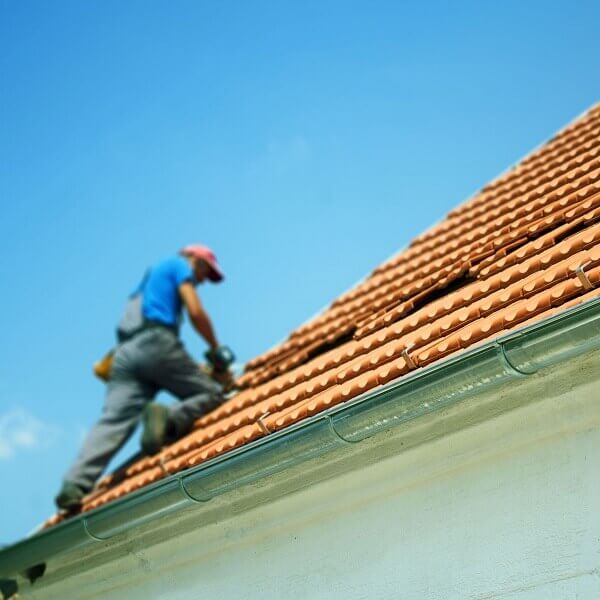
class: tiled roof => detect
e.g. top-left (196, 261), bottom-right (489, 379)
top-left (56, 103), bottom-right (600, 521)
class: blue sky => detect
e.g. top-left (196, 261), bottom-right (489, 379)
top-left (1, 0), bottom-right (599, 544)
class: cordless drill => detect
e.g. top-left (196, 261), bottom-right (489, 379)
top-left (204, 345), bottom-right (235, 374)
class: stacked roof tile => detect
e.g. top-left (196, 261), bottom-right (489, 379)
top-left (54, 103), bottom-right (600, 520)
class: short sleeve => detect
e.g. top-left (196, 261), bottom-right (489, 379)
top-left (171, 257), bottom-right (195, 286)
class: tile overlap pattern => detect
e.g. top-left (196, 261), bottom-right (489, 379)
top-left (68, 104), bottom-right (600, 515)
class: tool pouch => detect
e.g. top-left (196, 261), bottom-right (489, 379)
top-left (93, 350), bottom-right (114, 382)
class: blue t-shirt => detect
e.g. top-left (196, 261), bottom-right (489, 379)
top-left (134, 257), bottom-right (196, 326)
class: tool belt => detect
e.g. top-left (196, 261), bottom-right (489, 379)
top-left (117, 319), bottom-right (178, 343)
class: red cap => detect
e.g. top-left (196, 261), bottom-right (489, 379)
top-left (179, 244), bottom-right (224, 283)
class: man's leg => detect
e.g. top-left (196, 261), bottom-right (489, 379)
top-left (147, 330), bottom-right (223, 437)
top-left (63, 375), bottom-right (155, 493)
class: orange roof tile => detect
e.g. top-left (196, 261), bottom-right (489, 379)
top-left (50, 102), bottom-right (600, 521)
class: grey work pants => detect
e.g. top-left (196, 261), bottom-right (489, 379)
top-left (64, 328), bottom-right (222, 491)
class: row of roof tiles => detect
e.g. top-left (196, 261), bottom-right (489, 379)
top-left (46, 102), bottom-right (600, 521)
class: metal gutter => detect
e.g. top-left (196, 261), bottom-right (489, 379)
top-left (2, 297), bottom-right (600, 582)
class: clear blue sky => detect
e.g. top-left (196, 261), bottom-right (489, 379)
top-left (1, 0), bottom-right (599, 544)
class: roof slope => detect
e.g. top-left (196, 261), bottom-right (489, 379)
top-left (57, 103), bottom-right (600, 520)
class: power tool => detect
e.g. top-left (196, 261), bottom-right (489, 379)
top-left (204, 345), bottom-right (236, 374)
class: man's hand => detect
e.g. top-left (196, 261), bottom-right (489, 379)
top-left (200, 363), bottom-right (236, 392)
top-left (204, 345), bottom-right (235, 373)
top-left (179, 282), bottom-right (219, 349)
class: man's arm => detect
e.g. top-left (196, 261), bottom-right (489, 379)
top-left (178, 282), bottom-right (219, 349)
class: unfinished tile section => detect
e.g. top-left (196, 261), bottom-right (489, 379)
top-left (63, 103), bottom-right (600, 516)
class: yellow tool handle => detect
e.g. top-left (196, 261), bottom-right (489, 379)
top-left (93, 351), bottom-right (114, 382)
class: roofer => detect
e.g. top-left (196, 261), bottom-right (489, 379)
top-left (55, 244), bottom-right (234, 511)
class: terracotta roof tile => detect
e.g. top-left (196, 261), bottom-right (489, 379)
top-left (62, 102), bottom-right (600, 516)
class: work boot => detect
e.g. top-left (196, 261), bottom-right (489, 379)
top-left (55, 481), bottom-right (86, 511)
top-left (141, 403), bottom-right (171, 455)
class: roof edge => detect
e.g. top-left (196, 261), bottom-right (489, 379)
top-left (2, 297), bottom-right (600, 582)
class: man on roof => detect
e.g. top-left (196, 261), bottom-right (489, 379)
top-left (55, 244), bottom-right (234, 511)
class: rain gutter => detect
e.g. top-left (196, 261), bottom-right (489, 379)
top-left (2, 297), bottom-right (600, 583)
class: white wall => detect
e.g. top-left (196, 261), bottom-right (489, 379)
top-left (22, 353), bottom-right (600, 599)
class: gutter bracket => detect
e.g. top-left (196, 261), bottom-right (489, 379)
top-left (575, 262), bottom-right (594, 290)
top-left (401, 344), bottom-right (417, 369)
top-left (256, 412), bottom-right (271, 435)
top-left (498, 342), bottom-right (532, 376)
